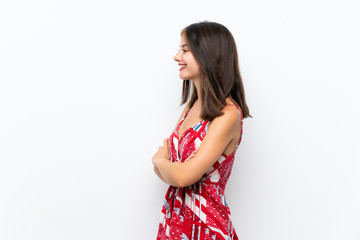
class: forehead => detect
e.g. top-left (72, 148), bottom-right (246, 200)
top-left (179, 35), bottom-right (188, 46)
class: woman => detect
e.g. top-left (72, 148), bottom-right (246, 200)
top-left (152, 21), bottom-right (251, 240)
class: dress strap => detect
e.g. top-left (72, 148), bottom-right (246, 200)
top-left (182, 109), bottom-right (190, 121)
top-left (177, 110), bottom-right (190, 129)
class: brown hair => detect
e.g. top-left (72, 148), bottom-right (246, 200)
top-left (180, 21), bottom-right (251, 120)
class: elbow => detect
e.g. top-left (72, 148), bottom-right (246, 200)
top-left (171, 173), bottom-right (187, 188)
top-left (168, 170), bottom-right (186, 187)
top-left (169, 162), bottom-right (201, 188)
top-left (173, 172), bottom-right (199, 188)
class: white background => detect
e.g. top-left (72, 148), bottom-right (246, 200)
top-left (1, 0), bottom-right (359, 239)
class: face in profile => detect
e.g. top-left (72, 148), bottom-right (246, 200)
top-left (173, 35), bottom-right (201, 82)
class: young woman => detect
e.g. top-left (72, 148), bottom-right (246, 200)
top-left (152, 21), bottom-right (251, 240)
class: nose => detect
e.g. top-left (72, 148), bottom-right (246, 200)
top-left (173, 50), bottom-right (181, 62)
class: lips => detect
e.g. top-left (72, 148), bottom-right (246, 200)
top-left (179, 64), bottom-right (187, 71)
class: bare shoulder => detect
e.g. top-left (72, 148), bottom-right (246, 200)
top-left (207, 104), bottom-right (241, 139)
top-left (222, 104), bottom-right (242, 120)
top-left (212, 104), bottom-right (241, 126)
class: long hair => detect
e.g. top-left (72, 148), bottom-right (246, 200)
top-left (180, 21), bottom-right (251, 120)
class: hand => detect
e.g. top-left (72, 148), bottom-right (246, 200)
top-left (152, 138), bottom-right (170, 166)
top-left (185, 149), bottom-right (198, 162)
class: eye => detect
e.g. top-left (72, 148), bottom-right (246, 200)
top-left (182, 49), bottom-right (189, 53)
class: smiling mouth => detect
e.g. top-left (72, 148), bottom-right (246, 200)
top-left (179, 65), bottom-right (187, 71)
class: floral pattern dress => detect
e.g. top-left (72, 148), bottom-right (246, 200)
top-left (156, 103), bottom-right (243, 240)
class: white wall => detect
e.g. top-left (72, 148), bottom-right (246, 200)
top-left (1, 0), bottom-right (359, 239)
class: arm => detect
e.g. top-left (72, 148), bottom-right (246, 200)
top-left (153, 103), bottom-right (191, 182)
top-left (153, 166), bottom-right (167, 183)
top-left (152, 106), bottom-right (241, 187)
top-left (153, 143), bottom-right (197, 184)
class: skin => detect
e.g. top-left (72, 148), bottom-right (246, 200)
top-left (152, 34), bottom-right (242, 187)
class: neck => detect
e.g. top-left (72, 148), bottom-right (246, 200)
top-left (192, 79), bottom-right (202, 106)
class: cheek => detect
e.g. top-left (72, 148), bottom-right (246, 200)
top-left (192, 62), bottom-right (201, 73)
top-left (185, 57), bottom-right (196, 69)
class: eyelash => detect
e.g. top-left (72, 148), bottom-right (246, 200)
top-left (182, 49), bottom-right (188, 53)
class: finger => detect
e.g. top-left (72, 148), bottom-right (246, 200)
top-left (191, 149), bottom-right (198, 155)
top-left (188, 149), bottom-right (198, 159)
top-left (187, 155), bottom-right (194, 160)
top-left (163, 138), bottom-right (169, 148)
top-left (192, 149), bottom-right (198, 155)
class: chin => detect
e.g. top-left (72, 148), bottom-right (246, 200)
top-left (179, 74), bottom-right (188, 80)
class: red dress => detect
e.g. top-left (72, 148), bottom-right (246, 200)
top-left (156, 103), bottom-right (243, 240)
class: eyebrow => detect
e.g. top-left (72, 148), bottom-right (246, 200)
top-left (181, 44), bottom-right (188, 48)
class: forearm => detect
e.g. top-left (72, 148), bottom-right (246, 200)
top-left (153, 166), bottom-right (167, 183)
top-left (155, 157), bottom-right (184, 187)
top-left (152, 136), bottom-right (198, 187)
